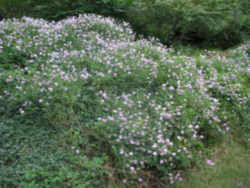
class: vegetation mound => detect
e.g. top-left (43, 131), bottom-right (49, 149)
top-left (0, 15), bottom-right (249, 187)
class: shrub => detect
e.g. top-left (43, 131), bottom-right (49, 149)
top-left (0, 0), bottom-right (30, 18)
top-left (0, 0), bottom-right (131, 20)
top-left (126, 0), bottom-right (250, 48)
top-left (0, 15), bottom-right (249, 186)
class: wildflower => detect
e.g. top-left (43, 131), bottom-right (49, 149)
top-left (169, 86), bottom-right (175, 90)
top-left (130, 166), bottom-right (135, 172)
top-left (162, 112), bottom-right (172, 119)
top-left (19, 109), bottom-right (25, 114)
top-left (120, 149), bottom-right (124, 154)
top-left (206, 159), bottom-right (215, 166)
top-left (120, 117), bottom-right (127, 122)
top-left (48, 87), bottom-right (53, 92)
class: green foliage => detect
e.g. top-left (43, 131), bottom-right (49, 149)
top-left (0, 0), bottom-right (248, 48)
top-left (0, 0), bottom-right (132, 20)
top-left (126, 0), bottom-right (250, 48)
top-left (20, 157), bottom-right (108, 187)
top-left (0, 0), bottom-right (31, 18)
top-left (246, 48), bottom-right (250, 57)
top-left (0, 15), bottom-right (249, 187)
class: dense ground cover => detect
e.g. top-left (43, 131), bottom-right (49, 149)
top-left (0, 0), bottom-right (249, 48)
top-left (0, 15), bottom-right (249, 187)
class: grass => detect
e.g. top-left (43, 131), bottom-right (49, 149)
top-left (177, 136), bottom-right (250, 188)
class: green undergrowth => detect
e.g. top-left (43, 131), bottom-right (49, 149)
top-left (0, 15), bottom-right (249, 187)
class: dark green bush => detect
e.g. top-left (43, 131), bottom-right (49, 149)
top-left (126, 0), bottom-right (250, 48)
top-left (0, 0), bottom-right (30, 18)
top-left (0, 0), bottom-right (132, 20)
top-left (26, 0), bottom-right (118, 21)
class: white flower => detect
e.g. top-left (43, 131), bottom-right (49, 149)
top-left (206, 159), bottom-right (215, 166)
top-left (120, 149), bottom-right (124, 154)
top-left (169, 86), bottom-right (175, 90)
top-left (162, 112), bottom-right (172, 119)
top-left (130, 166), bottom-right (135, 172)
top-left (152, 143), bottom-right (158, 148)
top-left (19, 109), bottom-right (25, 114)
top-left (48, 87), bottom-right (53, 92)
